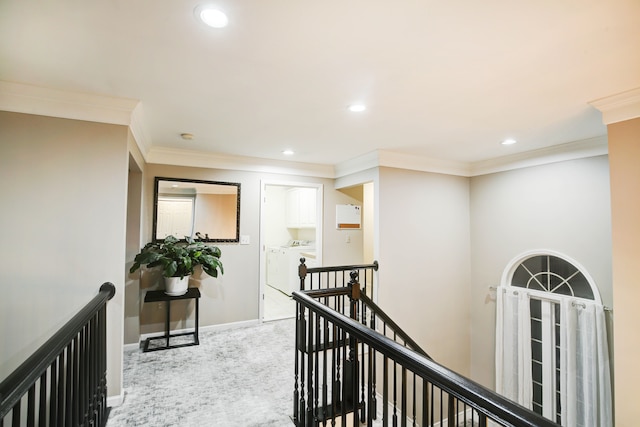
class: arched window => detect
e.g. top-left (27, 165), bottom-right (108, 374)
top-left (496, 251), bottom-right (612, 426)
top-left (510, 254), bottom-right (597, 301)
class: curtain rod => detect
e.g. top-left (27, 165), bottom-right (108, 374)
top-left (488, 286), bottom-right (612, 312)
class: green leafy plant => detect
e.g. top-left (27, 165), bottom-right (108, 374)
top-left (130, 235), bottom-right (224, 279)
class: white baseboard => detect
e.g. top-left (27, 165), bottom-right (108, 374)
top-left (374, 392), bottom-right (475, 427)
top-left (107, 392), bottom-right (124, 408)
top-left (123, 342), bottom-right (139, 352)
top-left (136, 319), bottom-right (261, 346)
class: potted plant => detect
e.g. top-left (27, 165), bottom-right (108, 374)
top-left (130, 235), bottom-right (224, 295)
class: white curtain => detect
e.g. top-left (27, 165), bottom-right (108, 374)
top-left (560, 300), bottom-right (613, 427)
top-left (495, 287), bottom-right (532, 409)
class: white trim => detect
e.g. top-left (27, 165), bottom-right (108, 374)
top-left (335, 150), bottom-right (471, 178)
top-left (1, 80), bottom-right (613, 179)
top-left (334, 151), bottom-right (381, 178)
top-left (129, 102), bottom-right (151, 162)
top-left (258, 179), bottom-right (324, 321)
top-left (379, 150), bottom-right (472, 177)
top-left (540, 300), bottom-right (555, 419)
top-left (589, 87), bottom-right (640, 124)
top-left (147, 146), bottom-right (335, 178)
top-left (107, 392), bottom-right (124, 408)
top-left (138, 318), bottom-right (260, 343)
top-left (374, 391), bottom-right (415, 426)
top-left (123, 342), bottom-right (140, 352)
top-left (470, 135), bottom-right (608, 177)
top-left (500, 249), bottom-right (602, 304)
top-left (0, 80), bottom-right (139, 126)
top-left (374, 393), bottom-right (476, 427)
top-left (0, 80), bottom-right (152, 163)
top-left (334, 136), bottom-right (607, 179)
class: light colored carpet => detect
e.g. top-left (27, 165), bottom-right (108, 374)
top-left (107, 319), bottom-right (295, 427)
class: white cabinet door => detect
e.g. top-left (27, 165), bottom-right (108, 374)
top-left (286, 188), bottom-right (316, 228)
top-left (298, 188), bottom-right (316, 228)
top-left (285, 189), bottom-right (300, 228)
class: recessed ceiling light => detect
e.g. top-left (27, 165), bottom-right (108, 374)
top-left (196, 6), bottom-right (228, 28)
top-left (501, 138), bottom-right (517, 145)
top-left (282, 150), bottom-right (294, 156)
top-left (348, 104), bottom-right (366, 113)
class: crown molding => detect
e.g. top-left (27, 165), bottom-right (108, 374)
top-left (335, 150), bottom-right (472, 178)
top-left (470, 135), bottom-right (608, 176)
top-left (146, 146), bottom-right (335, 178)
top-left (128, 103), bottom-right (151, 161)
top-left (334, 151), bottom-right (381, 178)
top-left (334, 136), bottom-right (607, 179)
top-left (0, 80), bottom-right (139, 125)
top-left (589, 87), bottom-right (640, 125)
top-left (1, 80), bottom-right (611, 180)
top-left (378, 150), bottom-right (472, 176)
top-left (0, 80), bottom-right (151, 161)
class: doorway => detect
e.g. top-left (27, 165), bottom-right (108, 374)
top-left (260, 181), bottom-right (323, 321)
top-left (124, 154), bottom-right (143, 346)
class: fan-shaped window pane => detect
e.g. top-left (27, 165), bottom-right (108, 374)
top-left (511, 255), bottom-right (594, 300)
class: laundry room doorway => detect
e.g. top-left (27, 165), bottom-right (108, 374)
top-left (259, 180), bottom-right (323, 321)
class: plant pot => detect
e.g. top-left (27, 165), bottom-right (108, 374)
top-left (164, 275), bottom-right (190, 296)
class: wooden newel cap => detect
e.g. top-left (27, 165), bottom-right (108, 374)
top-left (349, 281), bottom-right (360, 300)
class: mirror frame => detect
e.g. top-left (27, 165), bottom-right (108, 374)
top-left (152, 176), bottom-right (241, 243)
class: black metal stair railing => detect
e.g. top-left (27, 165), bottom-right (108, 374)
top-left (0, 283), bottom-right (116, 427)
top-left (299, 258), bottom-right (379, 296)
top-left (293, 264), bottom-right (559, 427)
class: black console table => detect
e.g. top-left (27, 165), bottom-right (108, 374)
top-left (143, 287), bottom-right (200, 352)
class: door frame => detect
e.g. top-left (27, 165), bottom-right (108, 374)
top-left (259, 179), bottom-right (323, 321)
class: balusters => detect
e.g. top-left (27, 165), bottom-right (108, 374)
top-left (298, 308), bottom-right (307, 427)
top-left (307, 310), bottom-right (314, 426)
top-left (293, 304), bottom-right (300, 424)
top-left (314, 310), bottom-right (320, 423)
top-left (412, 373), bottom-right (416, 426)
top-left (26, 384), bottom-right (35, 427)
top-left (39, 372), bottom-right (46, 427)
top-left (0, 285), bottom-right (114, 427)
top-left (322, 302), bottom-right (329, 426)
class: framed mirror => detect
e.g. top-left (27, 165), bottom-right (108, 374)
top-left (152, 177), bottom-right (240, 243)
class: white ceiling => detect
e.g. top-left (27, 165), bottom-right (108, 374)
top-left (1, 0), bottom-right (639, 170)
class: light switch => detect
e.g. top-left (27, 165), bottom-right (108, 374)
top-left (240, 235), bottom-right (250, 245)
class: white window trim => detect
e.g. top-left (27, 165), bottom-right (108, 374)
top-left (500, 249), bottom-right (602, 305)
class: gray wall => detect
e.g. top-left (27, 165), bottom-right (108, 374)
top-left (0, 109), bottom-right (612, 403)
top-left (469, 155), bottom-right (612, 388)
top-left (0, 112), bottom-right (128, 399)
top-left (377, 167), bottom-right (472, 375)
top-left (132, 164), bottom-right (364, 337)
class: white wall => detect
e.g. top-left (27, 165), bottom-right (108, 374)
top-left (469, 155), bottom-right (612, 388)
top-left (0, 112), bottom-right (128, 401)
top-left (376, 167), bottom-right (472, 374)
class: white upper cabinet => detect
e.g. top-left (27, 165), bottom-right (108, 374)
top-left (286, 188), bottom-right (316, 228)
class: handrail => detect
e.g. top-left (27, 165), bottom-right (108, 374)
top-left (0, 282), bottom-right (116, 420)
top-left (303, 260), bottom-right (379, 274)
top-left (301, 285), bottom-right (431, 359)
top-left (358, 292), bottom-right (432, 360)
top-left (293, 289), bottom-right (559, 427)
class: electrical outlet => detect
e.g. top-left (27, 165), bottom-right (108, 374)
top-left (240, 235), bottom-right (250, 245)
